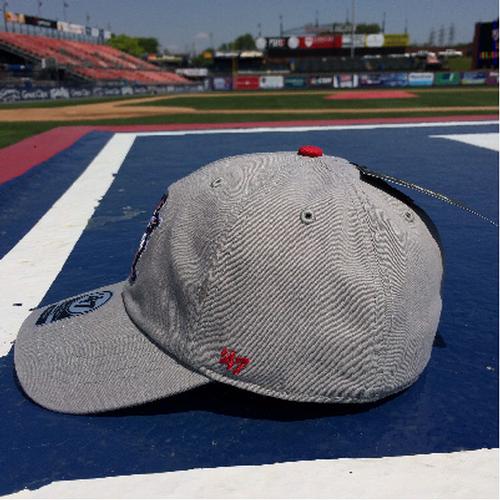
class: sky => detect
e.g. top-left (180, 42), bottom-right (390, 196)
top-left (3, 0), bottom-right (499, 53)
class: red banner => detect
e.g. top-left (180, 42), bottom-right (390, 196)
top-left (298, 35), bottom-right (342, 49)
top-left (233, 76), bottom-right (260, 90)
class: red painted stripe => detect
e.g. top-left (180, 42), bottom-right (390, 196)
top-left (0, 115), bottom-right (497, 186)
top-left (0, 126), bottom-right (95, 185)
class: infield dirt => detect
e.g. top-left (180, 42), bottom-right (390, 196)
top-left (0, 89), bottom-right (497, 122)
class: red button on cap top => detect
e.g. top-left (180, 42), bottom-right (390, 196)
top-left (298, 145), bottom-right (323, 157)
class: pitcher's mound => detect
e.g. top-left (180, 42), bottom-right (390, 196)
top-left (325, 90), bottom-right (417, 100)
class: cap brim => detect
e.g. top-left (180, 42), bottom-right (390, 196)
top-left (14, 281), bottom-right (209, 414)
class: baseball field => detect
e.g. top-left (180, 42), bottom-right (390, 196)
top-left (0, 86), bottom-right (497, 149)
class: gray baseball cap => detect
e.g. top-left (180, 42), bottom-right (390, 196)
top-left (14, 147), bottom-right (443, 414)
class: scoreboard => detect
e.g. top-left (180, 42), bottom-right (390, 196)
top-left (473, 20), bottom-right (499, 69)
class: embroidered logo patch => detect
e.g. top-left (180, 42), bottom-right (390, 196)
top-left (129, 192), bottom-right (168, 283)
top-left (219, 347), bottom-right (250, 375)
top-left (35, 291), bottom-right (113, 326)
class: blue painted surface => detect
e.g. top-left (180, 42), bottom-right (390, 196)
top-left (0, 132), bottom-right (113, 259)
top-left (0, 125), bottom-right (498, 495)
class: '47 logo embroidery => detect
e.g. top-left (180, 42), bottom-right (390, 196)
top-left (219, 347), bottom-right (250, 375)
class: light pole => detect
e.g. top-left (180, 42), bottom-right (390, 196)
top-left (350, 0), bottom-right (356, 58)
top-left (2, 1), bottom-right (8, 32)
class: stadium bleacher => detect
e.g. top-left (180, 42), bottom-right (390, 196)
top-left (0, 32), bottom-right (188, 85)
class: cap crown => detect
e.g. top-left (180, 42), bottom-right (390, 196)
top-left (122, 152), bottom-right (442, 403)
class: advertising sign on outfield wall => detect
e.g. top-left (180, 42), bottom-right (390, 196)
top-left (0, 88), bottom-right (21, 101)
top-left (341, 34), bottom-right (365, 48)
top-left (234, 75), bottom-right (260, 90)
top-left (359, 73), bottom-right (384, 86)
top-left (383, 34), bottom-right (409, 47)
top-left (256, 35), bottom-right (342, 50)
top-left (284, 76), bottom-right (307, 88)
top-left (0, 83), bottom-right (202, 103)
top-left (333, 74), bottom-right (359, 88)
top-left (298, 35), bottom-right (342, 49)
top-left (24, 15), bottom-right (57, 29)
top-left (212, 77), bottom-right (232, 90)
top-left (408, 72), bottom-right (434, 86)
top-left (309, 76), bottom-right (334, 87)
top-left (176, 68), bottom-right (209, 77)
top-left (21, 88), bottom-right (49, 100)
top-left (360, 73), bottom-right (409, 87)
top-left (69, 87), bottom-right (92, 98)
top-left (5, 10), bottom-right (105, 39)
top-left (485, 71), bottom-right (499, 85)
top-left (434, 72), bottom-right (460, 86)
top-left (256, 37), bottom-right (287, 49)
top-left (259, 75), bottom-right (284, 89)
top-left (49, 87), bottom-right (70, 99)
top-left (4, 11), bottom-right (26, 23)
top-left (383, 72), bottom-right (409, 87)
top-left (57, 21), bottom-right (69, 31)
top-left (461, 71), bottom-right (488, 85)
top-left (255, 37), bottom-right (267, 50)
top-left (365, 34), bottom-right (384, 47)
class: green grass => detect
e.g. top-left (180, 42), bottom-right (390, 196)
top-left (0, 107), bottom-right (496, 150)
top-left (0, 94), bottom-right (148, 109)
top-left (0, 122), bottom-right (60, 149)
top-left (446, 56), bottom-right (472, 72)
top-left (0, 87), bottom-right (497, 149)
top-left (132, 88), bottom-right (498, 110)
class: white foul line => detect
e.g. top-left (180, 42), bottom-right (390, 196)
top-left (0, 133), bottom-right (136, 357)
top-left (6, 448), bottom-right (499, 499)
top-left (430, 132), bottom-right (499, 152)
top-left (132, 120), bottom-right (498, 137)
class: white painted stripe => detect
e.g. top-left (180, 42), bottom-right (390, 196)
top-left (5, 448), bottom-right (498, 499)
top-left (0, 133), bottom-right (136, 357)
top-left (133, 120), bottom-right (498, 137)
top-left (430, 133), bottom-right (499, 152)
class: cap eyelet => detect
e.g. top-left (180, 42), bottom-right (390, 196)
top-left (300, 209), bottom-right (316, 225)
top-left (404, 211), bottom-right (415, 222)
top-left (210, 178), bottom-right (223, 188)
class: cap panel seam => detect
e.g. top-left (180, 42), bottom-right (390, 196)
top-left (195, 165), bottom-right (386, 401)
top-left (349, 180), bottom-right (390, 391)
top-left (189, 159), bottom-right (292, 349)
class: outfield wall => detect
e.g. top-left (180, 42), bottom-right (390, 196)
top-left (0, 71), bottom-right (497, 102)
top-left (0, 82), bottom-right (205, 103)
top-left (212, 71), bottom-right (499, 91)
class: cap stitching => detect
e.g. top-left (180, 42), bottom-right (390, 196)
top-left (355, 178), bottom-right (444, 380)
top-left (190, 158), bottom-right (293, 349)
top-left (196, 160), bottom-right (388, 401)
top-left (198, 364), bottom-right (419, 404)
top-left (348, 180), bottom-right (390, 393)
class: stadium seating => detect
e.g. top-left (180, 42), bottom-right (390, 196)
top-left (0, 32), bottom-right (189, 85)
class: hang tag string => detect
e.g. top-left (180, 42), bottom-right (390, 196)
top-left (354, 163), bottom-right (498, 228)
